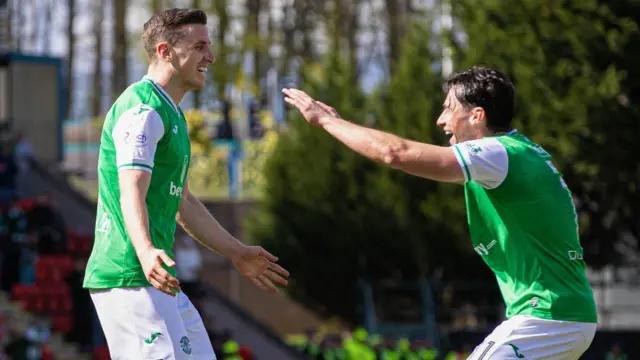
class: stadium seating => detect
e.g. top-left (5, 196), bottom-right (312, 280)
top-left (92, 345), bottom-right (110, 360)
top-left (4, 196), bottom-right (258, 359)
top-left (66, 229), bottom-right (93, 257)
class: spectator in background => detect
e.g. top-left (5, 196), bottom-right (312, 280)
top-left (0, 145), bottom-right (17, 205)
top-left (0, 212), bottom-right (16, 293)
top-left (27, 196), bottom-right (67, 255)
top-left (0, 311), bottom-right (7, 338)
top-left (238, 345), bottom-right (254, 360)
top-left (64, 256), bottom-right (94, 352)
top-left (174, 235), bottom-right (203, 299)
top-left (214, 329), bottom-right (233, 358)
top-left (3, 322), bottom-right (39, 360)
top-left (0, 201), bottom-right (30, 292)
top-left (7, 200), bottom-right (37, 286)
top-left (13, 133), bottom-right (34, 197)
top-left (24, 315), bottom-right (51, 356)
top-left (606, 343), bottom-right (628, 360)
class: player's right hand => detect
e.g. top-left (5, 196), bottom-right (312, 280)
top-left (282, 88), bottom-right (341, 126)
top-left (138, 247), bottom-right (181, 296)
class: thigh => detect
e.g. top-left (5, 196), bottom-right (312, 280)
top-left (178, 291), bottom-right (217, 360)
top-left (91, 287), bottom-right (192, 360)
top-left (468, 316), bottom-right (596, 360)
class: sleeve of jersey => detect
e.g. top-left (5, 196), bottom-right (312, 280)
top-left (452, 138), bottom-right (509, 189)
top-left (111, 105), bottom-right (165, 173)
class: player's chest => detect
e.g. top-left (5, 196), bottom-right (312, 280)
top-left (158, 115), bottom-right (191, 164)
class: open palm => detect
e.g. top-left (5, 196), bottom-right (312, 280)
top-left (232, 246), bottom-right (289, 292)
top-left (282, 88), bottom-right (341, 125)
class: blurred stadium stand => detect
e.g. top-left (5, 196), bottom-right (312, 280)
top-left (0, 154), bottom-right (305, 359)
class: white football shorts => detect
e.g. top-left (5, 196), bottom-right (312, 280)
top-left (90, 287), bottom-right (216, 360)
top-left (467, 315), bottom-right (596, 360)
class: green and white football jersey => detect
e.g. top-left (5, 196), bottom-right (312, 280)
top-left (83, 76), bottom-right (191, 289)
top-left (452, 130), bottom-right (597, 323)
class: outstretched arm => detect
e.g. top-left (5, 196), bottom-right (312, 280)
top-left (176, 182), bottom-right (244, 259)
top-left (320, 115), bottom-right (464, 183)
top-left (176, 182), bottom-right (289, 292)
top-left (283, 88), bottom-right (465, 183)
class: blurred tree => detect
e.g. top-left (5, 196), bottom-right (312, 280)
top-left (385, 0), bottom-right (407, 76)
top-left (244, 24), bottom-right (480, 323)
top-left (40, 0), bottom-right (54, 53)
top-left (367, 22), bottom-right (480, 279)
top-left (244, 49), bottom-right (368, 320)
top-left (92, 0), bottom-right (104, 118)
top-left (327, 0), bottom-right (360, 83)
top-left (112, 0), bottom-right (128, 101)
top-left (245, 0), bottom-right (263, 97)
top-left (192, 0), bottom-right (202, 108)
top-left (574, 1), bottom-right (640, 271)
top-left (210, 0), bottom-right (233, 100)
top-left (450, 0), bottom-right (640, 270)
top-left (66, 0), bottom-right (76, 119)
top-left (183, 109), bottom-right (230, 199)
top-left (150, 0), bottom-right (163, 14)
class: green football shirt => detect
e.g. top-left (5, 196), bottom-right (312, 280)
top-left (83, 76), bottom-right (191, 289)
top-left (452, 130), bottom-right (597, 323)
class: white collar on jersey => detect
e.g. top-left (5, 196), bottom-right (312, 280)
top-left (494, 129), bottom-right (518, 136)
top-left (141, 76), bottom-right (179, 115)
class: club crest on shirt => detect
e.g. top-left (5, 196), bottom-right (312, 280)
top-left (180, 336), bottom-right (191, 355)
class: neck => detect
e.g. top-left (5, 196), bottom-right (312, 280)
top-left (478, 127), bottom-right (512, 139)
top-left (146, 63), bottom-right (187, 105)
top-left (492, 128), bottom-right (512, 136)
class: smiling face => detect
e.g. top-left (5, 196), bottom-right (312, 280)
top-left (436, 88), bottom-right (483, 145)
top-left (437, 66), bottom-right (517, 145)
top-left (142, 9), bottom-right (214, 90)
top-left (165, 24), bottom-right (215, 90)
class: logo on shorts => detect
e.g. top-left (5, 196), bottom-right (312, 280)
top-left (530, 297), bottom-right (539, 308)
top-left (508, 343), bottom-right (525, 358)
top-left (180, 336), bottom-right (192, 355)
top-left (144, 332), bottom-right (162, 344)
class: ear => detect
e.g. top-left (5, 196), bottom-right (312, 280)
top-left (156, 42), bottom-right (171, 61)
top-left (470, 107), bottom-right (486, 125)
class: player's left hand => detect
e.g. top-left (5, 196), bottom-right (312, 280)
top-left (232, 246), bottom-right (290, 292)
top-left (282, 88), bottom-right (341, 126)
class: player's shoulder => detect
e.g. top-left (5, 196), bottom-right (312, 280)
top-left (121, 103), bottom-right (159, 117)
top-left (455, 136), bottom-right (507, 156)
top-left (498, 132), bottom-right (552, 160)
top-left (113, 80), bottom-right (165, 112)
top-left (111, 104), bottom-right (163, 130)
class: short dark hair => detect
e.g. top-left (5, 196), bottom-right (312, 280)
top-left (445, 66), bottom-right (516, 132)
top-left (142, 8), bottom-right (207, 60)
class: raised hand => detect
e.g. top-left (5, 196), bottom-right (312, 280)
top-left (282, 88), bottom-right (341, 126)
